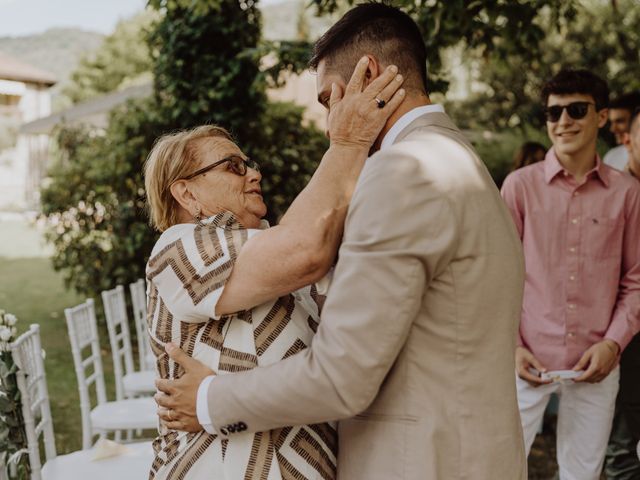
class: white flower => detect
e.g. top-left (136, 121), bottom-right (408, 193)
top-left (4, 314), bottom-right (17, 326)
top-left (0, 326), bottom-right (12, 341)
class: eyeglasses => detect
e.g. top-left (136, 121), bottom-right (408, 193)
top-left (182, 155), bottom-right (260, 180)
top-left (544, 102), bottom-right (595, 123)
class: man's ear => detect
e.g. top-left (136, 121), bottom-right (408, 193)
top-left (597, 107), bottom-right (609, 129)
top-left (363, 55), bottom-right (383, 89)
top-left (170, 180), bottom-right (198, 216)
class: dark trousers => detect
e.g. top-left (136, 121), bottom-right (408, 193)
top-left (605, 334), bottom-right (640, 480)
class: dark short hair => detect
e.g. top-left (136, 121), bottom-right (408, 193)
top-left (609, 92), bottom-right (640, 113)
top-left (541, 69), bottom-right (609, 110)
top-left (309, 2), bottom-right (427, 91)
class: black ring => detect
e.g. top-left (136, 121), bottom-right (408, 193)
top-left (375, 97), bottom-right (386, 108)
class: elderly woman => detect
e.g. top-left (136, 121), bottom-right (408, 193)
top-left (144, 61), bottom-right (404, 479)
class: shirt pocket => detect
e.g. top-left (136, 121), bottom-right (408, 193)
top-left (584, 216), bottom-right (623, 259)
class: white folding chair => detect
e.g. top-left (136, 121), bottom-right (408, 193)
top-left (11, 324), bottom-right (154, 480)
top-left (129, 279), bottom-right (155, 372)
top-left (101, 286), bottom-right (155, 399)
top-left (65, 299), bottom-right (157, 450)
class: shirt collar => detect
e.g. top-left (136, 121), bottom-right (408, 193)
top-left (544, 149), bottom-right (609, 187)
top-left (380, 104), bottom-right (445, 150)
top-left (201, 211), bottom-right (269, 230)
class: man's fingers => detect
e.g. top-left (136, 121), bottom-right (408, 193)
top-left (528, 355), bottom-right (547, 374)
top-left (517, 365), bottom-right (549, 386)
top-left (155, 378), bottom-right (176, 395)
top-left (572, 350), bottom-right (591, 372)
top-left (155, 392), bottom-right (175, 409)
top-left (345, 56), bottom-right (370, 95)
top-left (166, 343), bottom-right (197, 372)
top-left (575, 362), bottom-right (598, 382)
top-left (158, 407), bottom-right (171, 422)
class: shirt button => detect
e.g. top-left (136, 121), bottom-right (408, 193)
top-left (573, 191), bottom-right (580, 196)
top-left (571, 218), bottom-right (579, 224)
top-left (567, 332), bottom-right (576, 338)
top-left (569, 247), bottom-right (576, 253)
top-left (568, 303), bottom-right (577, 310)
top-left (569, 275), bottom-right (576, 281)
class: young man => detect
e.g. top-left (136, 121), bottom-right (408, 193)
top-left (606, 107), bottom-right (640, 479)
top-left (603, 92), bottom-right (640, 170)
top-left (155, 3), bottom-right (528, 479)
top-left (502, 70), bottom-right (640, 480)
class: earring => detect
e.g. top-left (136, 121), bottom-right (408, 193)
top-left (193, 206), bottom-right (203, 224)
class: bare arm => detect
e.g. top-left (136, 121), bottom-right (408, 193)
top-left (216, 58), bottom-right (405, 315)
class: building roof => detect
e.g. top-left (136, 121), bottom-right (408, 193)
top-left (20, 83), bottom-right (153, 135)
top-left (0, 51), bottom-right (57, 86)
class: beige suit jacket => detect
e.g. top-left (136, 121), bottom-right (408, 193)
top-left (207, 112), bottom-right (527, 479)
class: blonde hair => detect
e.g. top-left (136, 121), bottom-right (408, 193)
top-left (144, 125), bottom-right (233, 232)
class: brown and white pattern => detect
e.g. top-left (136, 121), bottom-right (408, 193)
top-left (146, 212), bottom-right (337, 480)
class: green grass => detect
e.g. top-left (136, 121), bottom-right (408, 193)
top-left (0, 256), bottom-right (117, 453)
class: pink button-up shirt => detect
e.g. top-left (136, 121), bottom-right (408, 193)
top-left (501, 149), bottom-right (640, 370)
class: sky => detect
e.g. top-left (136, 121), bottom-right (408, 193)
top-left (0, 0), bottom-right (283, 37)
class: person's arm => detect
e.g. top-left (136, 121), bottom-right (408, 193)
top-left (603, 184), bottom-right (640, 351)
top-left (500, 173), bottom-right (524, 240)
top-left (500, 173), bottom-right (528, 349)
top-left (196, 147), bottom-right (458, 433)
top-left (215, 59), bottom-right (406, 315)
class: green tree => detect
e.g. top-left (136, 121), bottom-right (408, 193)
top-left (61, 11), bottom-right (157, 104)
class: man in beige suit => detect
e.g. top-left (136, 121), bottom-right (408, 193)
top-left (156, 4), bottom-right (527, 478)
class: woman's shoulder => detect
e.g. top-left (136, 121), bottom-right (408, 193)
top-left (151, 222), bottom-right (197, 254)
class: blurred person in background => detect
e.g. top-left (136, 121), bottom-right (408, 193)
top-left (513, 141), bottom-right (547, 170)
top-left (605, 106), bottom-right (640, 480)
top-left (502, 69), bottom-right (640, 480)
top-left (603, 92), bottom-right (640, 170)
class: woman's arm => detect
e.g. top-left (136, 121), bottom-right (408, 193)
top-left (216, 59), bottom-right (405, 315)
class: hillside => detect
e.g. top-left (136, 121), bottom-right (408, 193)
top-left (0, 2), bottom-right (328, 113)
top-left (0, 28), bottom-right (103, 83)
top-left (0, 28), bottom-right (104, 107)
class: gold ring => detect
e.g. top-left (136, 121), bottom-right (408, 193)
top-left (168, 409), bottom-right (173, 421)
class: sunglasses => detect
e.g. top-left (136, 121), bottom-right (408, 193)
top-left (544, 102), bottom-right (595, 123)
top-left (182, 155), bottom-right (260, 180)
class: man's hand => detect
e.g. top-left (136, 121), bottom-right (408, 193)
top-left (573, 339), bottom-right (620, 383)
top-left (155, 343), bottom-right (216, 432)
top-left (516, 346), bottom-right (552, 387)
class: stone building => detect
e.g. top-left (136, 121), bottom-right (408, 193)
top-left (0, 51), bottom-right (56, 211)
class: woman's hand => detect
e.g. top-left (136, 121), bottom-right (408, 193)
top-left (327, 56), bottom-right (405, 150)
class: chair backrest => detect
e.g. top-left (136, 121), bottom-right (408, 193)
top-left (11, 324), bottom-right (57, 480)
top-left (64, 299), bottom-right (107, 449)
top-left (101, 285), bottom-right (135, 400)
top-left (129, 279), bottom-right (153, 371)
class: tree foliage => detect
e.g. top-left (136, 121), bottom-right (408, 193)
top-left (448, 0), bottom-right (640, 133)
top-left (61, 11), bottom-right (157, 105)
